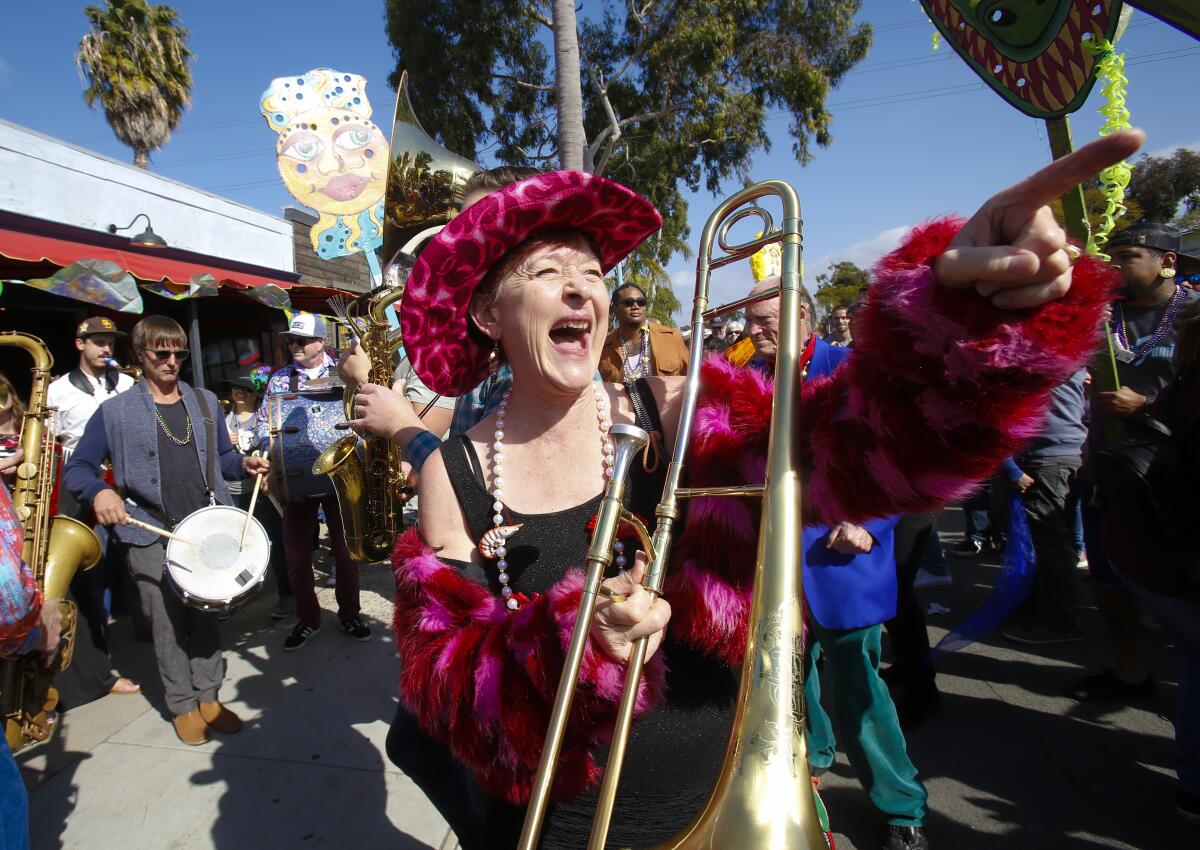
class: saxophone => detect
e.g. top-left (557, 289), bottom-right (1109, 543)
top-left (312, 286), bottom-right (409, 562)
top-left (0, 332), bottom-right (102, 752)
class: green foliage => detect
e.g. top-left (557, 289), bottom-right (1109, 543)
top-left (1126, 147), bottom-right (1200, 225)
top-left (609, 262), bottom-right (683, 327)
top-left (1050, 178), bottom-right (1143, 236)
top-left (76, 0), bottom-right (193, 169)
top-left (385, 0), bottom-right (871, 320)
top-left (814, 260), bottom-right (868, 311)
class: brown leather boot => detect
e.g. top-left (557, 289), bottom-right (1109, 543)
top-left (199, 700), bottom-right (244, 734)
top-left (172, 708), bottom-right (210, 746)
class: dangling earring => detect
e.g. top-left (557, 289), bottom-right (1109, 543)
top-left (488, 340), bottom-right (501, 377)
top-left (1162, 268), bottom-right (1177, 280)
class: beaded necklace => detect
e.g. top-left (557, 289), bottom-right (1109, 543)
top-left (155, 402), bottom-right (192, 446)
top-left (481, 383), bottom-right (613, 610)
top-left (1114, 285), bottom-right (1185, 359)
top-left (620, 326), bottom-right (650, 383)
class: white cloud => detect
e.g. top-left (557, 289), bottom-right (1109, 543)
top-left (664, 225), bottom-right (910, 323)
top-left (1146, 139), bottom-right (1200, 159)
top-left (805, 226), bottom-right (908, 288)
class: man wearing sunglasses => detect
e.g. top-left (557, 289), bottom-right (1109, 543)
top-left (598, 283), bottom-right (690, 384)
top-left (64, 315), bottom-right (269, 746)
top-left (256, 313), bottom-right (369, 653)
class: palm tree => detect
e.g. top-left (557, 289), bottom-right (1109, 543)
top-left (76, 0), bottom-right (193, 169)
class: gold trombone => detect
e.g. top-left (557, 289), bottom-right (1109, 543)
top-left (518, 180), bottom-right (829, 850)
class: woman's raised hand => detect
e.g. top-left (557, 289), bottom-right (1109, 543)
top-left (591, 550), bottom-right (671, 664)
top-left (934, 128), bottom-right (1144, 309)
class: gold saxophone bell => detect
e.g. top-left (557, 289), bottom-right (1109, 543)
top-left (519, 183), bottom-right (830, 850)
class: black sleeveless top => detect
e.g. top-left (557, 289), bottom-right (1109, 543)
top-left (439, 385), bottom-right (738, 850)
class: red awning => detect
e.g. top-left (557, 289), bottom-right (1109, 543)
top-left (0, 222), bottom-right (299, 291)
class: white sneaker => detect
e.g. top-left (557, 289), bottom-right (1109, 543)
top-left (914, 568), bottom-right (952, 589)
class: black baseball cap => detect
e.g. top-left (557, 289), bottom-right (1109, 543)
top-left (1108, 223), bottom-right (1200, 274)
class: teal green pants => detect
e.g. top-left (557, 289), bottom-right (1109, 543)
top-left (805, 620), bottom-right (928, 826)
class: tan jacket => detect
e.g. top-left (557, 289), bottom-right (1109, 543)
top-left (598, 321), bottom-right (690, 383)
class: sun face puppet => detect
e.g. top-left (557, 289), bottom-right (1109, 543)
top-left (261, 69), bottom-right (388, 260)
top-left (920, 0), bottom-right (1126, 119)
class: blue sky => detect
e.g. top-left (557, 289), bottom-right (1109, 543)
top-left (1, 1), bottom-right (1196, 316)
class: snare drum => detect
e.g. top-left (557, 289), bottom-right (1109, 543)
top-left (267, 390), bottom-right (346, 502)
top-left (165, 505), bottom-right (270, 612)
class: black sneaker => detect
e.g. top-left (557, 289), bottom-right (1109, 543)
top-left (1001, 623), bottom-right (1084, 645)
top-left (340, 615), bottom-right (371, 642)
top-left (885, 825), bottom-right (930, 850)
top-left (283, 623), bottom-right (321, 652)
top-left (1178, 785), bottom-right (1200, 825)
top-left (1065, 669), bottom-right (1155, 702)
top-left (950, 538), bottom-right (983, 558)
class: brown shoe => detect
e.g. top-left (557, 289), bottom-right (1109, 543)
top-left (172, 708), bottom-right (210, 746)
top-left (199, 700), bottom-right (244, 734)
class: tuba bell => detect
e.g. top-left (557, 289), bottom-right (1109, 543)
top-left (381, 69), bottom-right (480, 266)
top-left (315, 70), bottom-right (480, 562)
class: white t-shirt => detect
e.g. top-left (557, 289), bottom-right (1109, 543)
top-left (47, 369), bottom-right (134, 453)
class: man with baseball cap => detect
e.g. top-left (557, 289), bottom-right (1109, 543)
top-left (47, 317), bottom-right (135, 494)
top-left (255, 313), bottom-right (369, 651)
top-left (1070, 222), bottom-right (1200, 703)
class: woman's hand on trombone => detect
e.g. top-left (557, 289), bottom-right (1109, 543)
top-left (592, 551), bottom-right (672, 664)
top-left (935, 128), bottom-right (1144, 309)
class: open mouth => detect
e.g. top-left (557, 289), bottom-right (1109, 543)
top-left (548, 318), bottom-right (592, 355)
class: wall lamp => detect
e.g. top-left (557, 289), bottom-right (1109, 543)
top-left (107, 213), bottom-right (168, 249)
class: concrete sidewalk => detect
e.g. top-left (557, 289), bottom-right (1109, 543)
top-left (18, 517), bottom-right (1199, 849)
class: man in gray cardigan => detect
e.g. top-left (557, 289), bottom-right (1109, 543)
top-left (64, 315), bottom-right (269, 745)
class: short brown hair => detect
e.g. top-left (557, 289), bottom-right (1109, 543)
top-left (462, 166), bottom-right (542, 200)
top-left (0, 371), bottom-right (26, 421)
top-left (131, 315), bottom-right (187, 353)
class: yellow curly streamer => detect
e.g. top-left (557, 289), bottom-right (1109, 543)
top-left (1085, 37), bottom-right (1132, 257)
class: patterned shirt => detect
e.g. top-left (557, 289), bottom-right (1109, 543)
top-left (0, 481), bottom-right (41, 657)
top-left (406, 365), bottom-right (512, 472)
top-left (254, 353), bottom-right (338, 447)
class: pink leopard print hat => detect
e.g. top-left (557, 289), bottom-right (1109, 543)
top-left (400, 170), bottom-right (663, 396)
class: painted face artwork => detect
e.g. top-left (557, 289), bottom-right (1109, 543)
top-left (261, 69), bottom-right (388, 260)
top-left (920, 0), bottom-right (1126, 118)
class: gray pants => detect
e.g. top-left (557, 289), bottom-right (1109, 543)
top-left (126, 540), bottom-right (225, 716)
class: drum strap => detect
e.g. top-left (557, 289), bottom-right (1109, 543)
top-left (193, 389), bottom-right (220, 506)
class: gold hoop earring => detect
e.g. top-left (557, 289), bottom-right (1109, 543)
top-left (1162, 268), bottom-right (1177, 280)
top-left (488, 340), bottom-right (501, 377)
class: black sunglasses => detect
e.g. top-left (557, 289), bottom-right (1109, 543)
top-left (620, 298), bottom-right (647, 308)
top-left (146, 348), bottom-right (189, 362)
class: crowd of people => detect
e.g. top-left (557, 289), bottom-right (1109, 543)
top-left (3, 129), bottom-right (1199, 849)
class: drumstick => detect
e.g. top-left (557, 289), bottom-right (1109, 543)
top-left (240, 470), bottom-right (264, 550)
top-left (125, 517), bottom-right (199, 547)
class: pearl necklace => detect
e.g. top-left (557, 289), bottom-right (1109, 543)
top-left (486, 383), bottom-right (614, 610)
